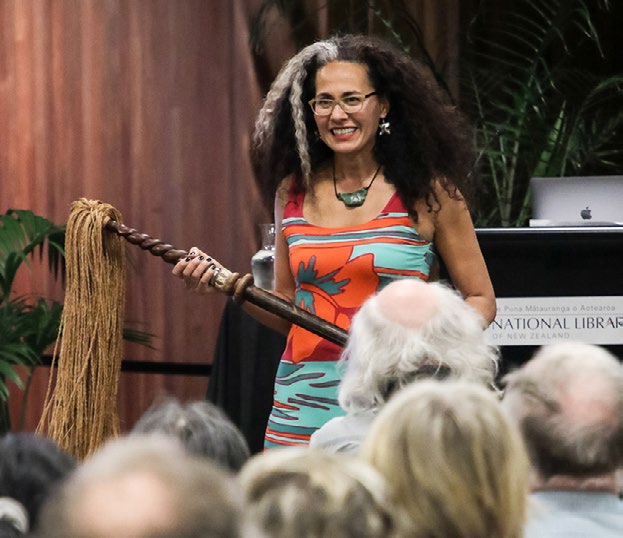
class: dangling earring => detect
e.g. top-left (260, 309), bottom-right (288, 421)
top-left (378, 117), bottom-right (391, 136)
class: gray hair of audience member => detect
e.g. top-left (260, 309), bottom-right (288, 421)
top-left (34, 435), bottom-right (252, 538)
top-left (239, 447), bottom-right (396, 538)
top-left (0, 432), bottom-right (76, 536)
top-left (131, 398), bottom-right (250, 471)
top-left (338, 279), bottom-right (499, 413)
top-left (502, 341), bottom-right (623, 479)
top-left (361, 380), bottom-right (530, 538)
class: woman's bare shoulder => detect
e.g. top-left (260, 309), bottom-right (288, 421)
top-left (411, 178), bottom-right (470, 240)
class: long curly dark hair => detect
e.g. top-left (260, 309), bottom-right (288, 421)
top-left (252, 34), bottom-right (477, 217)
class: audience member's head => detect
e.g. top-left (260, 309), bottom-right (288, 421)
top-left (362, 380), bottom-right (530, 538)
top-left (0, 432), bottom-right (76, 536)
top-left (239, 447), bottom-right (396, 538)
top-left (34, 435), bottom-right (249, 538)
top-left (339, 279), bottom-right (499, 413)
top-left (131, 398), bottom-right (250, 471)
top-left (502, 342), bottom-right (623, 486)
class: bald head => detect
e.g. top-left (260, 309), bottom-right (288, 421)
top-left (375, 279), bottom-right (441, 329)
top-left (35, 436), bottom-right (246, 538)
top-left (502, 342), bottom-right (623, 478)
top-left (75, 470), bottom-right (176, 537)
top-left (338, 280), bottom-right (498, 413)
top-left (507, 342), bottom-right (622, 431)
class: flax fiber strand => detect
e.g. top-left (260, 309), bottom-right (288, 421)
top-left (37, 199), bottom-right (126, 460)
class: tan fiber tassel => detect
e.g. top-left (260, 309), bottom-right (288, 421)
top-left (38, 199), bottom-right (126, 459)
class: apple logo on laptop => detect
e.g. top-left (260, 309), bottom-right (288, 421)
top-left (580, 206), bottom-right (592, 220)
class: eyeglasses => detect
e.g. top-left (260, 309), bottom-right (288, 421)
top-left (308, 91), bottom-right (378, 116)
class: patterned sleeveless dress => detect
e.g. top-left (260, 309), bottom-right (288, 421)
top-left (264, 185), bottom-right (436, 448)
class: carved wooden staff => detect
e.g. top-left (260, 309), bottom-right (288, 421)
top-left (104, 220), bottom-right (349, 347)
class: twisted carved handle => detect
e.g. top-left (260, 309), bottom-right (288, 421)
top-left (105, 220), bottom-right (188, 264)
top-left (104, 220), bottom-right (348, 347)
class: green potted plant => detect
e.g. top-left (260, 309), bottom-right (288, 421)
top-left (0, 209), bottom-right (65, 431)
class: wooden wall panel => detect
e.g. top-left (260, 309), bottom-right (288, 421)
top-left (407, 0), bottom-right (461, 96)
top-left (1, 0), bottom-right (458, 434)
top-left (2, 0), bottom-right (269, 431)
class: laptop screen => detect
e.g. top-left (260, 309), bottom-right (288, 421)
top-left (530, 176), bottom-right (623, 227)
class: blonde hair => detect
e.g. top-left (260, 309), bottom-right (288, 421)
top-left (239, 448), bottom-right (396, 538)
top-left (361, 380), bottom-right (530, 538)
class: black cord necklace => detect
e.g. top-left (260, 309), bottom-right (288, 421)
top-left (333, 161), bottom-right (382, 208)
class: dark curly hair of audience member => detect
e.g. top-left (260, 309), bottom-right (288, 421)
top-left (0, 433), bottom-right (76, 536)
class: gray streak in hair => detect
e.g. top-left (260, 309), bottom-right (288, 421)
top-left (254, 41), bottom-right (338, 187)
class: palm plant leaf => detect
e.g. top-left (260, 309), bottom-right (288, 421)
top-left (0, 297), bottom-right (55, 393)
top-left (0, 209), bottom-right (65, 299)
top-left (123, 325), bottom-right (156, 349)
top-left (462, 0), bottom-right (622, 227)
top-left (0, 343), bottom-right (39, 399)
top-left (0, 211), bottom-right (70, 421)
top-left (18, 298), bottom-right (64, 356)
top-left (0, 209), bottom-right (65, 402)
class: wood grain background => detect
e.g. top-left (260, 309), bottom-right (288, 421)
top-left (0, 0), bottom-right (463, 433)
top-left (1, 0), bottom-right (272, 431)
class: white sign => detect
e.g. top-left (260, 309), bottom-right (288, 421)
top-left (486, 296), bottom-right (623, 345)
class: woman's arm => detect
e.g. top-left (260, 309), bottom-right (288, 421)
top-left (432, 183), bottom-right (497, 327)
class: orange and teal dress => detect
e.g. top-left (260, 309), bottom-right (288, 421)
top-left (264, 186), bottom-right (436, 448)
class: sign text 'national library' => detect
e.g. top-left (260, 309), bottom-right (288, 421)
top-left (485, 296), bottom-right (623, 345)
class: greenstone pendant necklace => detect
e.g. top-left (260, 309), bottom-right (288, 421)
top-left (333, 161), bottom-right (382, 208)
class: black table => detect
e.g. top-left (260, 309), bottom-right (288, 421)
top-left (472, 227), bottom-right (623, 372)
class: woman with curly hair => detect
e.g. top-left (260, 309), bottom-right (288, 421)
top-left (174, 34), bottom-right (495, 448)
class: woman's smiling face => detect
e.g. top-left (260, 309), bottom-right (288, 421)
top-left (313, 61), bottom-right (388, 158)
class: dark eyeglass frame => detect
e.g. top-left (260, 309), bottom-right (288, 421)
top-left (308, 91), bottom-right (378, 116)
